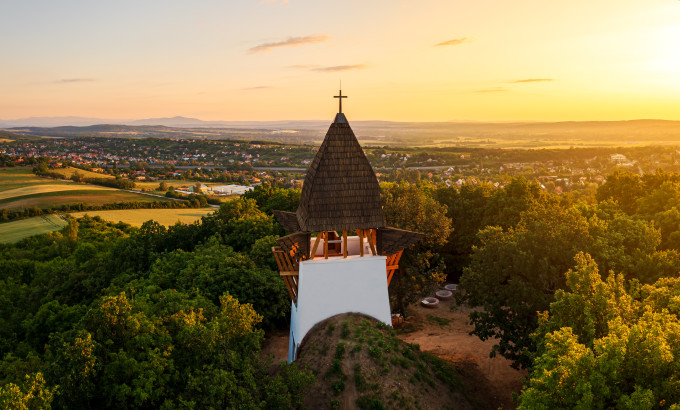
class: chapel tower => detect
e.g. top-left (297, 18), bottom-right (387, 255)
top-left (272, 89), bottom-right (423, 362)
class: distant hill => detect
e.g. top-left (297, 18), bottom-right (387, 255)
top-left (4, 117), bottom-right (680, 147)
top-left (0, 116), bottom-right (115, 128)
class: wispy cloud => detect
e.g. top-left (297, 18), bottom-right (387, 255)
top-left (55, 78), bottom-right (95, 84)
top-left (241, 86), bottom-right (273, 90)
top-left (475, 87), bottom-right (508, 93)
top-left (511, 78), bottom-right (554, 83)
top-left (288, 64), bottom-right (318, 70)
top-left (248, 35), bottom-right (330, 54)
top-left (311, 64), bottom-right (367, 73)
top-left (435, 38), bottom-right (470, 47)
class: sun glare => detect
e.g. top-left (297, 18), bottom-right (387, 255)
top-left (646, 25), bottom-right (680, 83)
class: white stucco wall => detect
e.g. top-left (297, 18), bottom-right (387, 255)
top-left (288, 255), bottom-right (391, 362)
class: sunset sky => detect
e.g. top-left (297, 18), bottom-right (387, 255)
top-left (1, 0), bottom-right (679, 122)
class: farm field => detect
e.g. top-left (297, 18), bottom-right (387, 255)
top-left (0, 167), bottom-right (72, 192)
top-left (0, 189), bottom-right (173, 210)
top-left (0, 184), bottom-right (114, 201)
top-left (0, 167), bottom-right (174, 210)
top-left (69, 208), bottom-right (216, 227)
top-left (54, 166), bottom-right (115, 180)
top-left (134, 180), bottom-right (223, 191)
top-left (0, 214), bottom-right (67, 243)
top-left (0, 208), bottom-right (216, 243)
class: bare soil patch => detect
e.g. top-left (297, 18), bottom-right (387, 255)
top-left (396, 297), bottom-right (526, 409)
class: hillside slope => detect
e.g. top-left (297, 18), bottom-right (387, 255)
top-left (295, 313), bottom-right (476, 409)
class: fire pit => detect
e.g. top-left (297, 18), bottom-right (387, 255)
top-left (421, 297), bottom-right (439, 308)
top-left (435, 290), bottom-right (453, 300)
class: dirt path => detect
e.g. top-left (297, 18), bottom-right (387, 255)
top-left (261, 298), bottom-right (526, 409)
top-left (396, 297), bottom-right (526, 409)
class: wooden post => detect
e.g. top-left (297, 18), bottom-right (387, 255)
top-left (323, 231), bottom-right (329, 259)
top-left (342, 230), bottom-right (348, 258)
top-left (358, 229), bottom-right (364, 257)
top-left (310, 233), bottom-right (322, 260)
top-left (367, 229), bottom-right (377, 256)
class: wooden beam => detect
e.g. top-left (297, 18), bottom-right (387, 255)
top-left (367, 229), bottom-right (377, 256)
top-left (291, 276), bottom-right (298, 299)
top-left (387, 270), bottom-right (396, 286)
top-left (279, 271), bottom-right (299, 276)
top-left (282, 276), bottom-right (295, 301)
top-left (394, 250), bottom-right (404, 265)
top-left (323, 231), bottom-right (329, 259)
top-left (273, 249), bottom-right (286, 272)
top-left (358, 229), bottom-right (364, 257)
top-left (342, 230), bottom-right (348, 258)
top-left (310, 233), bottom-right (322, 260)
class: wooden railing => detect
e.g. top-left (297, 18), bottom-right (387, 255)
top-left (273, 245), bottom-right (404, 303)
top-left (385, 250), bottom-right (403, 286)
top-left (273, 246), bottom-right (299, 303)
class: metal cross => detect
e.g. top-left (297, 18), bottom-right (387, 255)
top-left (334, 88), bottom-right (347, 113)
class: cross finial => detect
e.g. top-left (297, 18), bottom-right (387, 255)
top-left (334, 87), bottom-right (347, 113)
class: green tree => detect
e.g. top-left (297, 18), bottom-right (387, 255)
top-left (519, 254), bottom-right (680, 408)
top-left (381, 182), bottom-right (453, 315)
top-left (459, 202), bottom-right (592, 368)
top-left (62, 219), bottom-right (78, 244)
top-left (0, 372), bottom-right (55, 410)
top-left (596, 170), bottom-right (644, 214)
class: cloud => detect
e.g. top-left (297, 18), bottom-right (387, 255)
top-left (288, 64), bottom-right (318, 70)
top-left (56, 78), bottom-right (95, 84)
top-left (475, 87), bottom-right (508, 93)
top-left (511, 78), bottom-right (555, 83)
top-left (435, 38), bottom-right (470, 47)
top-left (311, 64), bottom-right (367, 73)
top-left (248, 35), bottom-right (330, 54)
top-left (241, 86), bottom-right (273, 90)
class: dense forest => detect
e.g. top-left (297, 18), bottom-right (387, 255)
top-left (2, 169), bottom-right (680, 408)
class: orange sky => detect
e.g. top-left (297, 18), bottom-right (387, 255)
top-left (1, 0), bottom-right (679, 122)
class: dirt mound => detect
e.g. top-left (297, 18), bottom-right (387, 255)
top-left (295, 313), bottom-right (477, 409)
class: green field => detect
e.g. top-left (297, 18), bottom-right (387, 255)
top-left (0, 167), bottom-right (72, 193)
top-left (0, 189), bottom-right (174, 210)
top-left (0, 208), bottom-right (216, 243)
top-left (0, 183), bottom-right (115, 200)
top-left (134, 180), bottom-right (223, 191)
top-left (69, 208), bottom-right (216, 227)
top-left (0, 167), bottom-right (174, 210)
top-left (0, 214), bottom-right (67, 243)
top-left (54, 166), bottom-right (115, 180)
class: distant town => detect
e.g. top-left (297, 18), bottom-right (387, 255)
top-left (3, 135), bottom-right (680, 195)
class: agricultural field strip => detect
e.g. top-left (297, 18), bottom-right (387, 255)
top-left (0, 214), bottom-right (67, 243)
top-left (68, 208), bottom-right (216, 227)
top-left (0, 208), bottom-right (216, 243)
top-left (0, 184), bottom-right (117, 200)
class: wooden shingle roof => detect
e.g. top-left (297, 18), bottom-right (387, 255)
top-left (272, 210), bottom-right (300, 234)
top-left (276, 231), bottom-right (311, 262)
top-left (296, 113), bottom-right (386, 232)
top-left (376, 226), bottom-right (425, 256)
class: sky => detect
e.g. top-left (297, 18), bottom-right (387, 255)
top-left (1, 0), bottom-right (679, 122)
